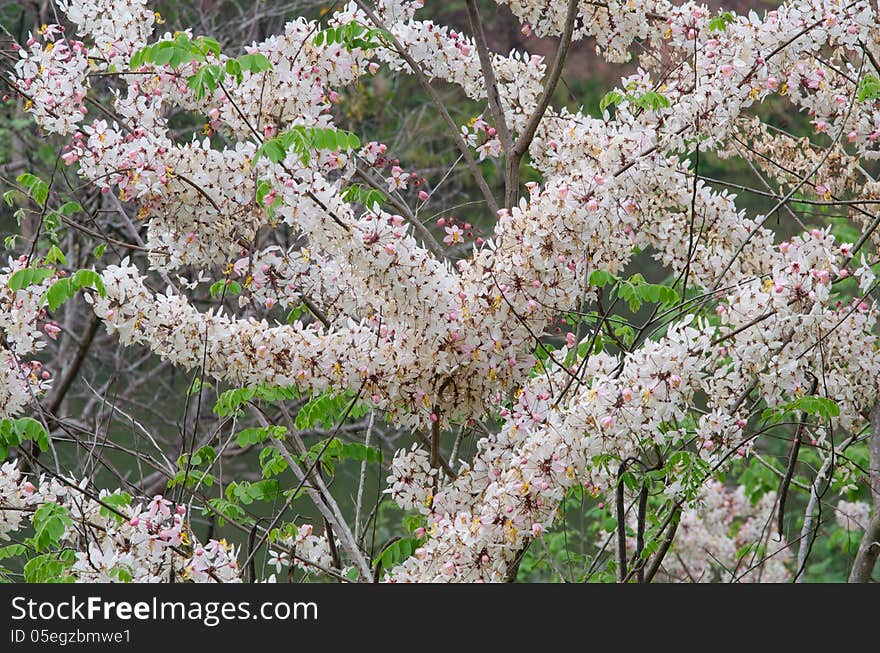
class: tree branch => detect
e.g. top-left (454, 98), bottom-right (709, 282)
top-left (848, 402), bottom-right (880, 582)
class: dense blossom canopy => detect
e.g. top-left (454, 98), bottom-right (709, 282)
top-left (1, 0), bottom-right (879, 582)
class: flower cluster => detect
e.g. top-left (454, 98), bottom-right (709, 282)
top-left (267, 524), bottom-right (340, 577)
top-left (657, 482), bottom-right (792, 583)
top-left (0, 258), bottom-right (55, 419)
top-left (0, 462), bottom-right (241, 582)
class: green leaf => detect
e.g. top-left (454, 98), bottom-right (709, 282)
top-left (785, 396), bottom-right (840, 420)
top-left (168, 468), bottom-right (215, 489)
top-left (294, 390), bottom-right (368, 430)
top-left (23, 552), bottom-right (75, 583)
top-left (600, 91), bottom-right (624, 113)
top-left (8, 267), bottom-right (53, 291)
top-left (45, 245), bottom-right (67, 266)
top-left (256, 139), bottom-right (288, 164)
top-left (374, 537), bottom-right (420, 569)
top-left (214, 387), bottom-right (257, 417)
top-left (209, 279), bottom-right (242, 298)
top-left (259, 446), bottom-right (288, 478)
top-left (205, 498), bottom-right (252, 526)
top-left (70, 269), bottom-right (106, 297)
top-left (99, 492), bottom-right (132, 522)
top-left (130, 34), bottom-right (220, 71)
top-left (238, 53), bottom-right (273, 73)
top-left (314, 22), bottom-right (387, 51)
top-left (588, 269), bottom-right (616, 288)
top-left (256, 179), bottom-right (274, 207)
top-left (287, 304), bottom-right (304, 324)
top-left (337, 441), bottom-right (383, 464)
top-left (1, 417), bottom-right (50, 452)
top-left (0, 544), bottom-right (26, 561)
top-left (225, 479), bottom-right (280, 505)
top-left (93, 244), bottom-right (106, 259)
top-left (109, 566), bottom-right (133, 583)
top-left (858, 74), bottom-right (880, 103)
top-left (130, 47), bottom-right (146, 70)
top-left (631, 91), bottom-right (671, 112)
top-left (213, 384), bottom-right (299, 417)
top-left (254, 126), bottom-right (361, 165)
top-left (31, 503), bottom-right (73, 552)
top-left (708, 11), bottom-right (735, 32)
top-left (225, 58), bottom-right (243, 83)
top-left (617, 282), bottom-right (642, 313)
top-left (45, 278), bottom-right (73, 311)
top-left (341, 183), bottom-right (385, 209)
top-left (186, 64), bottom-right (223, 99)
top-left (190, 444), bottom-right (217, 467)
top-left (58, 201), bottom-right (82, 216)
top-left (236, 425), bottom-right (287, 447)
top-left (16, 172), bottom-right (49, 206)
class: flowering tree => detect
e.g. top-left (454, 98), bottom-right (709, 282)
top-left (0, 0), bottom-right (879, 583)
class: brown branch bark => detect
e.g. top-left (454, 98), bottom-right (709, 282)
top-left (465, 0), bottom-right (513, 154)
top-left (505, 0), bottom-right (579, 208)
top-left (353, 0), bottom-right (500, 217)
